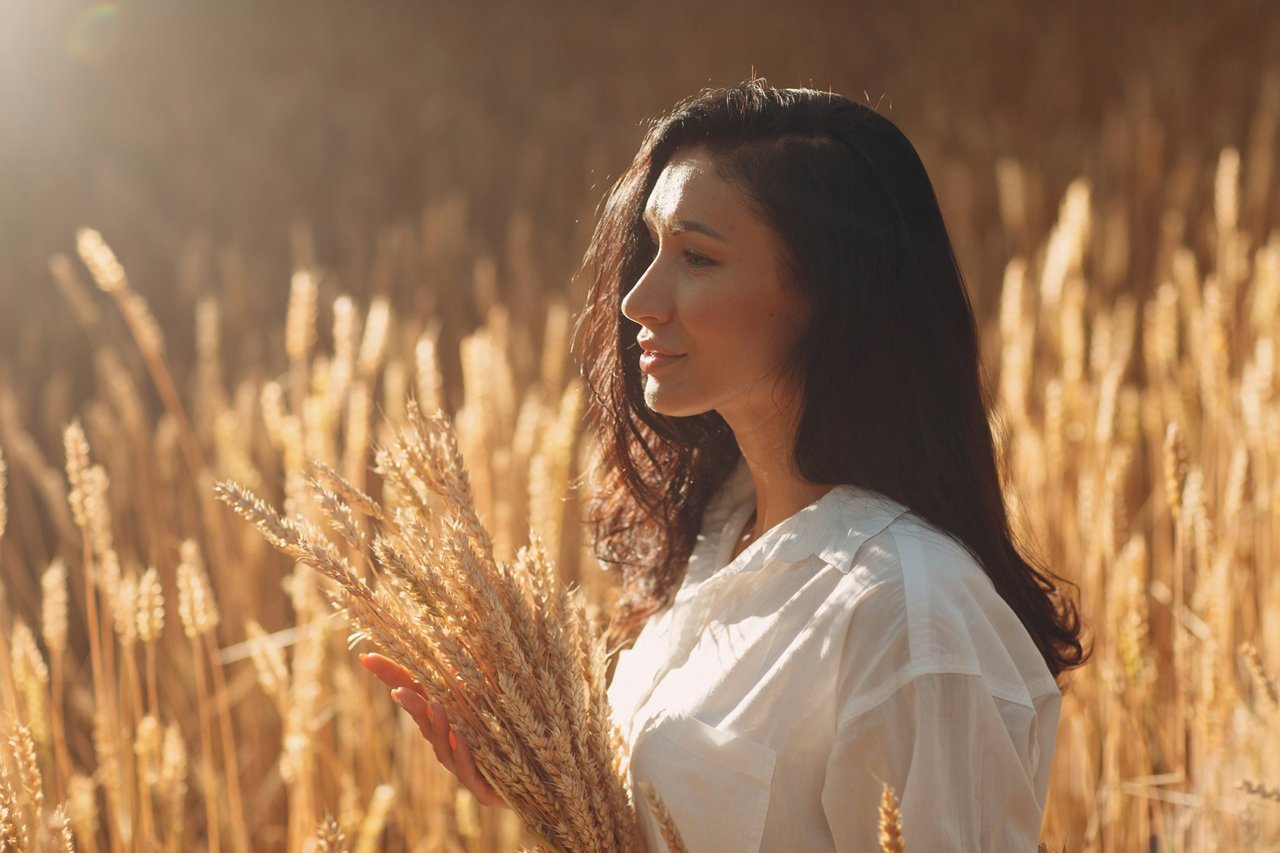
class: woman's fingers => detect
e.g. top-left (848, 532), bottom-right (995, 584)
top-left (359, 653), bottom-right (418, 691)
top-left (391, 689), bottom-right (434, 739)
top-left (370, 655), bottom-right (507, 809)
top-left (365, 654), bottom-right (455, 777)
top-left (451, 729), bottom-right (506, 807)
top-left (426, 699), bottom-right (459, 775)
top-left (396, 690), bottom-right (460, 774)
top-left (390, 689), bottom-right (507, 808)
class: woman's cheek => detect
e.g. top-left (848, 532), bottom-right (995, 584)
top-left (681, 282), bottom-right (740, 330)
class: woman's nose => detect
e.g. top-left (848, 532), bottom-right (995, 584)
top-left (621, 255), bottom-right (670, 325)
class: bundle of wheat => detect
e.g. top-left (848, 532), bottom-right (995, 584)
top-left (216, 399), bottom-right (677, 852)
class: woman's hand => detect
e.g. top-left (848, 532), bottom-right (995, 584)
top-left (359, 652), bottom-right (510, 809)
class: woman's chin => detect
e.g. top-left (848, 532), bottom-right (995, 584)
top-left (643, 389), bottom-right (711, 419)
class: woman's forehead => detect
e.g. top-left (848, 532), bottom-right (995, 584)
top-left (644, 149), bottom-right (749, 234)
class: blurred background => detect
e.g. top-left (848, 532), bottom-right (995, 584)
top-left (4, 0), bottom-right (1275, 397)
top-left (1, 1), bottom-right (1278, 850)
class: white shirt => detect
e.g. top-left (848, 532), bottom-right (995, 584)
top-left (607, 457), bottom-right (1061, 852)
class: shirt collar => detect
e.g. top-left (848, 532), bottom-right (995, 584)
top-left (713, 456), bottom-right (912, 577)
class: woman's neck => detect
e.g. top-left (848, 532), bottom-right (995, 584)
top-left (735, 457), bottom-right (835, 548)
top-left (720, 394), bottom-right (834, 549)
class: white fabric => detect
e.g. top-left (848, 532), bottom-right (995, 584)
top-left (607, 456), bottom-right (1061, 852)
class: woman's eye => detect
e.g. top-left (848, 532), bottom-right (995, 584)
top-left (683, 250), bottom-right (715, 267)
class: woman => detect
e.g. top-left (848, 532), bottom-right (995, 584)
top-left (364, 80), bottom-right (1089, 850)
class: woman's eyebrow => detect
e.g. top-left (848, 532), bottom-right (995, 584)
top-left (642, 210), bottom-right (727, 242)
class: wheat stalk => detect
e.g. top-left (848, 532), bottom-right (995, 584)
top-left (0, 757), bottom-right (29, 851)
top-left (878, 782), bottom-right (905, 853)
top-left (215, 398), bottom-right (664, 852)
top-left (75, 228), bottom-right (207, 484)
top-left (40, 558), bottom-right (73, 805)
top-left (312, 810), bottom-right (349, 853)
top-left (1241, 642), bottom-right (1280, 713)
top-left (159, 724), bottom-right (187, 853)
top-left (1237, 779), bottom-right (1280, 803)
top-left (50, 804), bottom-right (75, 851)
top-left (176, 539), bottom-right (249, 853)
top-left (64, 775), bottom-right (96, 853)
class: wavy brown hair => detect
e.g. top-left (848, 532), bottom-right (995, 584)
top-left (571, 79), bottom-right (1089, 679)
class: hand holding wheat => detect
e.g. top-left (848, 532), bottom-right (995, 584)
top-left (359, 651), bottom-right (510, 809)
top-left (215, 398), bottom-right (679, 852)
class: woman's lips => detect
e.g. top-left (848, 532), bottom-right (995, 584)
top-left (639, 352), bottom-right (685, 374)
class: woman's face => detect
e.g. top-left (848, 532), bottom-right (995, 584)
top-left (621, 146), bottom-right (809, 427)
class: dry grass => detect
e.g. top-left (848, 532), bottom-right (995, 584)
top-left (1, 153), bottom-right (1278, 848)
top-left (638, 781), bottom-right (686, 853)
top-left (0, 23), bottom-right (1276, 851)
top-left (0, 210), bottom-right (616, 849)
top-left (0, 159), bottom-right (1276, 847)
top-left (877, 782), bottom-right (905, 853)
top-left (993, 140), bottom-right (1280, 849)
top-left (215, 397), bottom-right (664, 851)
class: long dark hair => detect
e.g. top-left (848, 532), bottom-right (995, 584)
top-left (571, 79), bottom-right (1089, 679)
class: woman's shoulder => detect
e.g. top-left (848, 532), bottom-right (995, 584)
top-left (831, 508), bottom-right (1060, 715)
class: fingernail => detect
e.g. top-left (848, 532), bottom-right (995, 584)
top-left (391, 688), bottom-right (405, 707)
top-left (426, 702), bottom-right (436, 723)
top-left (448, 730), bottom-right (458, 750)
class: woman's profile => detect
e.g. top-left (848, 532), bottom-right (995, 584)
top-left (366, 78), bottom-right (1089, 850)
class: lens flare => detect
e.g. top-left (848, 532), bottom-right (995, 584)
top-left (68, 3), bottom-right (122, 64)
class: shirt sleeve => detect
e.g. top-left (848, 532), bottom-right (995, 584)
top-left (821, 670), bottom-right (1048, 852)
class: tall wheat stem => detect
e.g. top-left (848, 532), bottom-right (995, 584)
top-left (133, 649), bottom-right (158, 848)
top-left (1172, 505), bottom-right (1187, 779)
top-left (189, 640), bottom-right (222, 853)
top-left (203, 633), bottom-right (250, 853)
top-left (48, 652), bottom-right (72, 805)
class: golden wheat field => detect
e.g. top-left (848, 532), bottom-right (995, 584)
top-left (1, 1), bottom-right (1279, 850)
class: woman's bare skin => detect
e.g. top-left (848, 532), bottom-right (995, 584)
top-left (359, 652), bottom-right (509, 809)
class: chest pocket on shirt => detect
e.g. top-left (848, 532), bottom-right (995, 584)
top-left (634, 714), bottom-right (776, 852)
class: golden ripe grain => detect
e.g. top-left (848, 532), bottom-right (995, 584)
top-left (877, 782), bottom-right (905, 853)
top-left (0, 54), bottom-right (1277, 849)
top-left (218, 399), bottom-right (648, 851)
